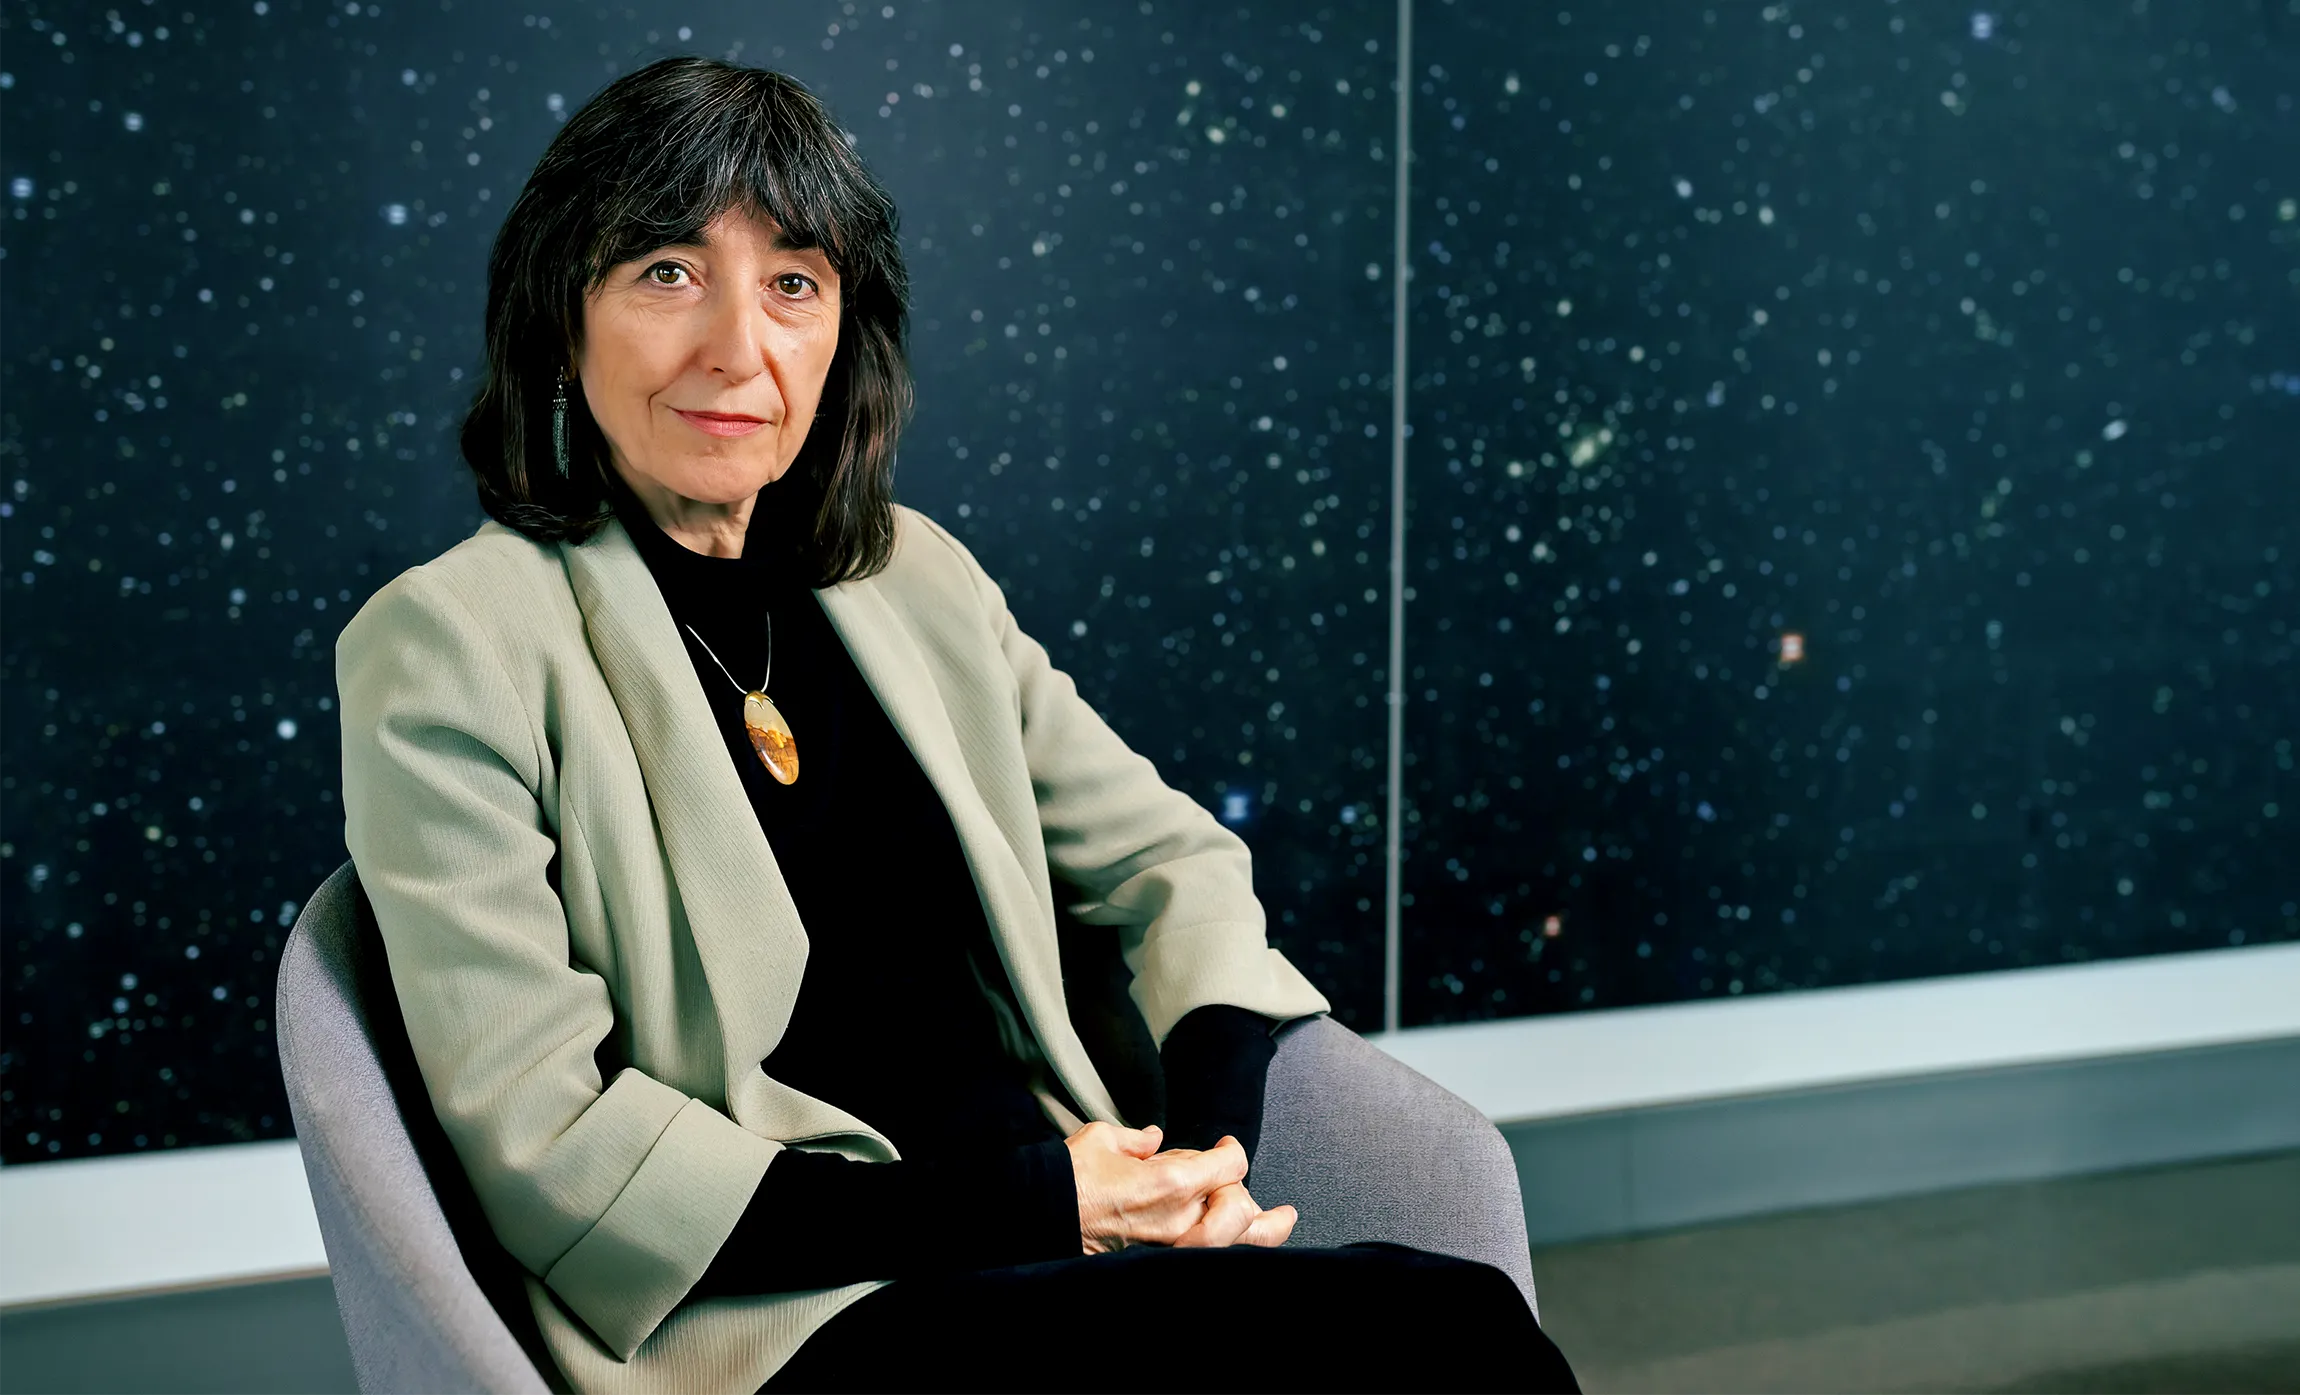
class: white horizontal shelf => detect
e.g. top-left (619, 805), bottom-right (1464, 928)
top-left (0, 1138), bottom-right (325, 1308)
top-left (1376, 940), bottom-right (2300, 1123)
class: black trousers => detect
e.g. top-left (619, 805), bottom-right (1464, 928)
top-left (762, 1241), bottom-right (1581, 1393)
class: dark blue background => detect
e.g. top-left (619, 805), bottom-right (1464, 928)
top-left (2, 0), bottom-right (2293, 1163)
top-left (1397, 0), bottom-right (2298, 1023)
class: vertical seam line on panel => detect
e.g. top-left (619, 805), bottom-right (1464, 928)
top-left (1383, 0), bottom-right (1413, 1037)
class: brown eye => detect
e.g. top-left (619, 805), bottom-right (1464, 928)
top-left (774, 271), bottom-right (815, 297)
top-left (646, 261), bottom-right (686, 286)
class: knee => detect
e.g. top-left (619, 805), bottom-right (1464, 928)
top-left (1368, 1250), bottom-right (1540, 1341)
top-left (1431, 1255), bottom-right (1564, 1385)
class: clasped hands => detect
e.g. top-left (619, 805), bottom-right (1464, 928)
top-left (1064, 1120), bottom-right (1297, 1256)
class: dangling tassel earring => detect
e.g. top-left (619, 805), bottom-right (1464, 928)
top-left (551, 373), bottom-right (571, 478)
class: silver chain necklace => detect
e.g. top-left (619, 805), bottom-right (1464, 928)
top-left (683, 614), bottom-right (799, 786)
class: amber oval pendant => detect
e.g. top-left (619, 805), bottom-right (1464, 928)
top-left (742, 691), bottom-right (798, 785)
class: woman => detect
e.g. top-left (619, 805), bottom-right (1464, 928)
top-left (336, 55), bottom-right (1578, 1393)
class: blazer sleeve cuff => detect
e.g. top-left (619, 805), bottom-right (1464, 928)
top-left (542, 1096), bottom-right (777, 1360)
top-left (1128, 920), bottom-right (1331, 1045)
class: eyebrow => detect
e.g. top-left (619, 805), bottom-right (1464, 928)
top-left (661, 226), bottom-right (820, 256)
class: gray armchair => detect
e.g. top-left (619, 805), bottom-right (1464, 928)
top-left (277, 860), bottom-right (1537, 1394)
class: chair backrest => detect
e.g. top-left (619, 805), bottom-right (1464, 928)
top-left (275, 860), bottom-right (557, 1395)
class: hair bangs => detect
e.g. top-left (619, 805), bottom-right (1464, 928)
top-left (580, 83), bottom-right (885, 297)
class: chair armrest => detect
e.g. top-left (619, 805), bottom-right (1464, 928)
top-left (1250, 1016), bottom-right (1539, 1318)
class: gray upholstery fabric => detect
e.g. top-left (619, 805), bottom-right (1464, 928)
top-left (278, 862), bottom-right (1538, 1392)
top-left (1256, 1015), bottom-right (1542, 1320)
top-left (277, 861), bottom-right (553, 1395)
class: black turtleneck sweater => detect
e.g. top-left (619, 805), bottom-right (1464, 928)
top-left (606, 476), bottom-right (1277, 1295)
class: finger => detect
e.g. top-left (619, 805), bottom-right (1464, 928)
top-left (1115, 1124), bottom-right (1163, 1159)
top-left (1159, 1136), bottom-right (1248, 1200)
top-left (1075, 1119), bottom-right (1162, 1159)
top-left (1174, 1182), bottom-right (1260, 1249)
top-left (1237, 1203), bottom-right (1297, 1248)
top-left (1128, 1186), bottom-right (1213, 1248)
top-left (1198, 1136), bottom-right (1251, 1190)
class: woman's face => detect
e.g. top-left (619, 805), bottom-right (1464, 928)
top-left (578, 206), bottom-right (842, 515)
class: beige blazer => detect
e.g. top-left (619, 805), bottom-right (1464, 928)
top-left (334, 503), bottom-right (1331, 1393)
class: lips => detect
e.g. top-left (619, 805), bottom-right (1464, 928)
top-left (675, 408), bottom-right (771, 438)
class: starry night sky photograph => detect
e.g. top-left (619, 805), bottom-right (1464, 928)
top-left (3, 0), bottom-right (2295, 1164)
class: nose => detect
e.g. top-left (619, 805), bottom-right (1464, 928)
top-left (701, 287), bottom-right (777, 402)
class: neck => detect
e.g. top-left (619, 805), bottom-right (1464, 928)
top-left (612, 462), bottom-right (756, 559)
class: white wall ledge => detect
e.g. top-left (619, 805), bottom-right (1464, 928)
top-left (1374, 941), bottom-right (2300, 1123)
top-left (0, 1139), bottom-right (324, 1308)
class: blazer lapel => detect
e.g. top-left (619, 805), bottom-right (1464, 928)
top-left (818, 579), bottom-right (1123, 1126)
top-left (561, 513), bottom-right (1120, 1138)
top-left (559, 518), bottom-right (809, 1095)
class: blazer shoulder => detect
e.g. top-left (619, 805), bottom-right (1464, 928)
top-left (339, 519), bottom-right (570, 659)
top-left (412, 517), bottom-right (568, 599)
top-left (887, 504), bottom-right (996, 605)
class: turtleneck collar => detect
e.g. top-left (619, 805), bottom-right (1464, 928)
top-left (605, 468), bottom-right (812, 608)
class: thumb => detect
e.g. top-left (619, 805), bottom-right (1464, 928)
top-left (1116, 1123), bottom-right (1163, 1159)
